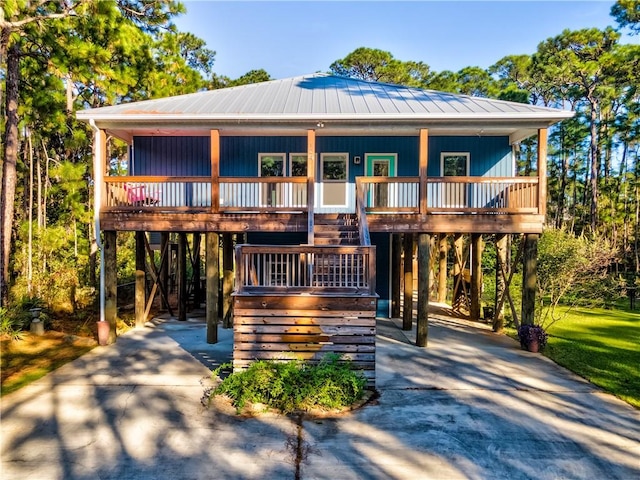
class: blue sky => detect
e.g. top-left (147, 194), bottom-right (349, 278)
top-left (175, 1), bottom-right (638, 79)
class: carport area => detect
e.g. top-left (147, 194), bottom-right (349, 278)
top-left (1, 311), bottom-right (639, 480)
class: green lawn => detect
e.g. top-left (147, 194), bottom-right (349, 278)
top-left (542, 305), bottom-right (640, 409)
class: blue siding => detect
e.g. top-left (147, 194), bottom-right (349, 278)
top-left (132, 135), bottom-right (511, 178)
top-left (132, 137), bottom-right (210, 176)
top-left (221, 137), bottom-right (307, 176)
top-left (428, 136), bottom-right (512, 177)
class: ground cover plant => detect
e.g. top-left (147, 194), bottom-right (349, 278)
top-left (210, 354), bottom-right (367, 414)
top-left (542, 305), bottom-right (640, 408)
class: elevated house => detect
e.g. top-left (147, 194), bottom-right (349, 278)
top-left (78, 74), bottom-right (573, 384)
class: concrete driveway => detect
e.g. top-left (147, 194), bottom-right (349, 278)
top-left (1, 311), bottom-right (639, 480)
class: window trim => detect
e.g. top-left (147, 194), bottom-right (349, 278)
top-left (289, 153), bottom-right (310, 177)
top-left (440, 152), bottom-right (470, 177)
top-left (320, 152), bottom-right (349, 182)
top-left (258, 153), bottom-right (286, 177)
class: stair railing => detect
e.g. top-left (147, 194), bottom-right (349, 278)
top-left (355, 177), bottom-right (371, 247)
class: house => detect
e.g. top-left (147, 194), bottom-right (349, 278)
top-left (77, 74), bottom-right (573, 384)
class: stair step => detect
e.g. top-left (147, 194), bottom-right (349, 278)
top-left (314, 237), bottom-right (360, 246)
top-left (314, 224), bottom-right (358, 233)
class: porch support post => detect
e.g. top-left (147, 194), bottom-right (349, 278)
top-left (402, 233), bottom-right (414, 331)
top-left (192, 233), bottom-right (202, 306)
top-left (391, 234), bottom-right (402, 318)
top-left (493, 233), bottom-right (509, 332)
top-left (453, 233), bottom-right (464, 308)
top-left (104, 230), bottom-right (117, 344)
top-left (177, 232), bottom-right (187, 321)
top-left (307, 129), bottom-right (316, 244)
top-left (521, 233), bottom-right (538, 326)
top-left (437, 234), bottom-right (448, 303)
top-left (211, 130), bottom-right (220, 213)
top-left (135, 231), bottom-right (146, 328)
top-left (417, 233), bottom-right (431, 347)
top-left (206, 232), bottom-right (220, 343)
top-left (538, 128), bottom-right (548, 218)
top-left (470, 233), bottom-right (483, 321)
top-left (160, 232), bottom-right (169, 310)
top-left (419, 129), bottom-right (429, 215)
top-left (222, 233), bottom-right (234, 328)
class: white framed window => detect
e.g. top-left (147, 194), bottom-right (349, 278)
top-left (259, 153), bottom-right (286, 177)
top-left (440, 152), bottom-right (470, 208)
top-left (320, 153), bottom-right (348, 207)
top-left (440, 152), bottom-right (469, 177)
top-left (289, 153), bottom-right (308, 177)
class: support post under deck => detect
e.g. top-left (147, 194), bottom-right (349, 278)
top-left (402, 233), bottom-right (414, 331)
top-left (135, 231), bottom-right (146, 329)
top-left (417, 233), bottom-right (431, 347)
top-left (470, 233), bottom-right (483, 321)
top-left (178, 233), bottom-right (187, 321)
top-left (206, 232), bottom-right (219, 343)
top-left (104, 230), bottom-right (117, 344)
top-left (222, 233), bottom-right (234, 328)
top-left (522, 233), bottom-right (538, 325)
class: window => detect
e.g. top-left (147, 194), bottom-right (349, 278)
top-left (441, 152), bottom-right (469, 177)
top-left (321, 153), bottom-right (348, 181)
top-left (259, 153), bottom-right (285, 177)
top-left (290, 154), bottom-right (308, 177)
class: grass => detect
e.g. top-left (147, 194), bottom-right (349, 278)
top-left (541, 305), bottom-right (640, 409)
top-left (1, 332), bottom-right (96, 396)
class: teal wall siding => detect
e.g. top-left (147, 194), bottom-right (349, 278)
top-left (132, 135), bottom-right (512, 178)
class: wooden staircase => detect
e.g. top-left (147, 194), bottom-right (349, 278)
top-left (313, 214), bottom-right (360, 245)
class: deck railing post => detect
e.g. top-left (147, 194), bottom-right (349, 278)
top-left (211, 129), bottom-right (220, 213)
top-left (307, 129), bottom-right (315, 244)
top-left (537, 128), bottom-right (548, 218)
top-left (419, 129), bottom-right (429, 215)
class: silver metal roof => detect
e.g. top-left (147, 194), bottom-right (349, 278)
top-left (77, 74), bottom-right (573, 142)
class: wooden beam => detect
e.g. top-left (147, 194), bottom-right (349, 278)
top-left (177, 232), bottom-right (187, 321)
top-left (222, 233), bottom-right (234, 328)
top-left (470, 233), bottom-right (483, 321)
top-left (417, 233), bottom-right (430, 347)
top-left (135, 231), bottom-right (146, 328)
top-left (537, 128), bottom-right (548, 219)
top-left (391, 234), bottom-right (402, 318)
top-left (206, 232), bottom-right (220, 343)
top-left (521, 233), bottom-right (538, 326)
top-left (104, 230), bottom-right (117, 344)
top-left (402, 233), bottom-right (414, 331)
top-left (160, 232), bottom-right (169, 310)
top-left (307, 129), bottom-right (316, 244)
top-left (419, 129), bottom-right (429, 214)
top-left (192, 233), bottom-right (202, 306)
top-left (494, 233), bottom-right (509, 332)
top-left (437, 234), bottom-right (448, 303)
top-left (210, 130), bottom-right (220, 213)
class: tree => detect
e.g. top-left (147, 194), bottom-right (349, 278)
top-left (210, 69), bottom-right (271, 89)
top-left (532, 28), bottom-right (621, 232)
top-left (612, 0), bottom-right (640, 34)
top-left (330, 47), bottom-right (431, 87)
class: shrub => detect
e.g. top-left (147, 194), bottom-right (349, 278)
top-left (210, 354), bottom-right (367, 414)
top-left (517, 324), bottom-right (548, 350)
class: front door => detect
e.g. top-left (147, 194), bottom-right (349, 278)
top-left (259, 153), bottom-right (285, 207)
top-left (366, 154), bottom-right (397, 208)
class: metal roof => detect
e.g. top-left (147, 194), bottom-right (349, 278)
top-left (77, 73), bottom-right (572, 121)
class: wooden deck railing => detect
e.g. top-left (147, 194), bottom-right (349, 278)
top-left (357, 176), bottom-right (539, 214)
top-left (103, 176), bottom-right (308, 212)
top-left (104, 176), bottom-right (212, 211)
top-left (234, 244), bottom-right (376, 295)
top-left (104, 175), bottom-right (539, 215)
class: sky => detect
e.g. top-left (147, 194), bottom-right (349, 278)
top-left (175, 1), bottom-right (639, 80)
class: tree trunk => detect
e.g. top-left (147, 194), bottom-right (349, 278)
top-left (589, 100), bottom-right (599, 232)
top-left (1, 42), bottom-right (20, 306)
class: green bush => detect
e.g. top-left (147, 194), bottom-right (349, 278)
top-left (210, 354), bottom-right (367, 414)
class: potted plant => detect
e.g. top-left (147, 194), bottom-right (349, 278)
top-left (517, 324), bottom-right (548, 353)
